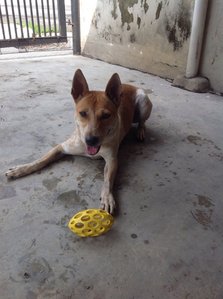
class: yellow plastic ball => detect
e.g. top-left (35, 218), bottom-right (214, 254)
top-left (68, 209), bottom-right (114, 237)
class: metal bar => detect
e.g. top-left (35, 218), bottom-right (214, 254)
top-left (41, 0), bottom-right (46, 36)
top-left (0, 0), bottom-right (68, 47)
top-left (11, 0), bottom-right (18, 39)
top-left (46, 0), bottom-right (52, 36)
top-left (71, 0), bottom-right (81, 54)
top-left (52, 0), bottom-right (57, 36)
top-left (35, 0), bottom-right (41, 37)
top-left (17, 0), bottom-right (24, 38)
top-left (23, 0), bottom-right (30, 38)
top-left (186, 0), bottom-right (209, 78)
top-left (4, 0), bottom-right (12, 39)
top-left (29, 0), bottom-right (35, 37)
top-left (0, 36), bottom-right (67, 47)
top-left (57, 0), bottom-right (66, 37)
top-left (0, 5), bottom-right (6, 40)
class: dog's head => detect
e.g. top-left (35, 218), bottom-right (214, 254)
top-left (71, 69), bottom-right (121, 155)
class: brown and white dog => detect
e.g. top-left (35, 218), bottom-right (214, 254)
top-left (5, 69), bottom-right (152, 214)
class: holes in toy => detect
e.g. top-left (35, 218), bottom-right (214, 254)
top-left (81, 215), bottom-right (90, 221)
top-left (102, 219), bottom-right (111, 226)
top-left (74, 213), bottom-right (83, 219)
top-left (69, 209), bottom-right (113, 237)
top-left (93, 214), bottom-right (103, 220)
top-left (88, 221), bottom-right (97, 228)
top-left (75, 222), bottom-right (84, 229)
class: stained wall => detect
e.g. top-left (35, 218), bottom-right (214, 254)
top-left (80, 0), bottom-right (194, 79)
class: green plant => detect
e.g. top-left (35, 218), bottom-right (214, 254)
top-left (21, 21), bottom-right (55, 35)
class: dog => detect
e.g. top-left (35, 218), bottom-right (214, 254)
top-left (5, 69), bottom-right (152, 214)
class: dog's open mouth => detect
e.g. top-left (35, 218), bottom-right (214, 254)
top-left (87, 145), bottom-right (101, 156)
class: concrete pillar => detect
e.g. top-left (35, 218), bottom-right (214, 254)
top-left (71, 0), bottom-right (81, 54)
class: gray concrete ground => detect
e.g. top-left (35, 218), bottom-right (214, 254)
top-left (0, 53), bottom-right (223, 299)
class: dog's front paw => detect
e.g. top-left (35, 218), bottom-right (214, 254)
top-left (5, 165), bottom-right (28, 179)
top-left (100, 192), bottom-right (116, 215)
top-left (136, 124), bottom-right (145, 142)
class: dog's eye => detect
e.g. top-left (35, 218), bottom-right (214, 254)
top-left (100, 113), bottom-right (111, 120)
top-left (79, 111), bottom-right (87, 118)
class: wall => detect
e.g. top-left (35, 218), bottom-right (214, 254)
top-left (80, 0), bottom-right (194, 79)
top-left (200, 0), bottom-right (223, 94)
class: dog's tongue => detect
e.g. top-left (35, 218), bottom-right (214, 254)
top-left (87, 145), bottom-right (100, 155)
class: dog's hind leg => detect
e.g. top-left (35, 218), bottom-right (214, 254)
top-left (5, 144), bottom-right (65, 179)
top-left (135, 90), bottom-right (153, 141)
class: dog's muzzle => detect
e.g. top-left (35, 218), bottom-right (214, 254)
top-left (85, 136), bottom-right (101, 155)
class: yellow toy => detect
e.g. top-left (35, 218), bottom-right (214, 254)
top-left (68, 209), bottom-right (114, 237)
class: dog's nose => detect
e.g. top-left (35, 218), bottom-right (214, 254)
top-left (85, 135), bottom-right (99, 146)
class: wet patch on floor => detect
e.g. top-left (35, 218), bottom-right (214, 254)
top-left (10, 253), bottom-right (54, 286)
top-left (0, 72), bottom-right (31, 82)
top-left (42, 177), bottom-right (61, 191)
top-left (76, 172), bottom-right (88, 189)
top-left (185, 135), bottom-right (223, 161)
top-left (196, 194), bottom-right (214, 208)
top-left (24, 86), bottom-right (56, 98)
top-left (187, 135), bottom-right (207, 146)
top-left (191, 195), bottom-right (215, 230)
top-left (56, 190), bottom-right (88, 208)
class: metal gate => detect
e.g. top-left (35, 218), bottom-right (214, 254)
top-left (0, 0), bottom-right (67, 48)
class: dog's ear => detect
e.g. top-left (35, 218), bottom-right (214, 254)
top-left (71, 69), bottom-right (89, 102)
top-left (105, 73), bottom-right (121, 106)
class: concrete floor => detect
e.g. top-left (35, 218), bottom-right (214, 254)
top-left (0, 53), bottom-right (223, 299)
